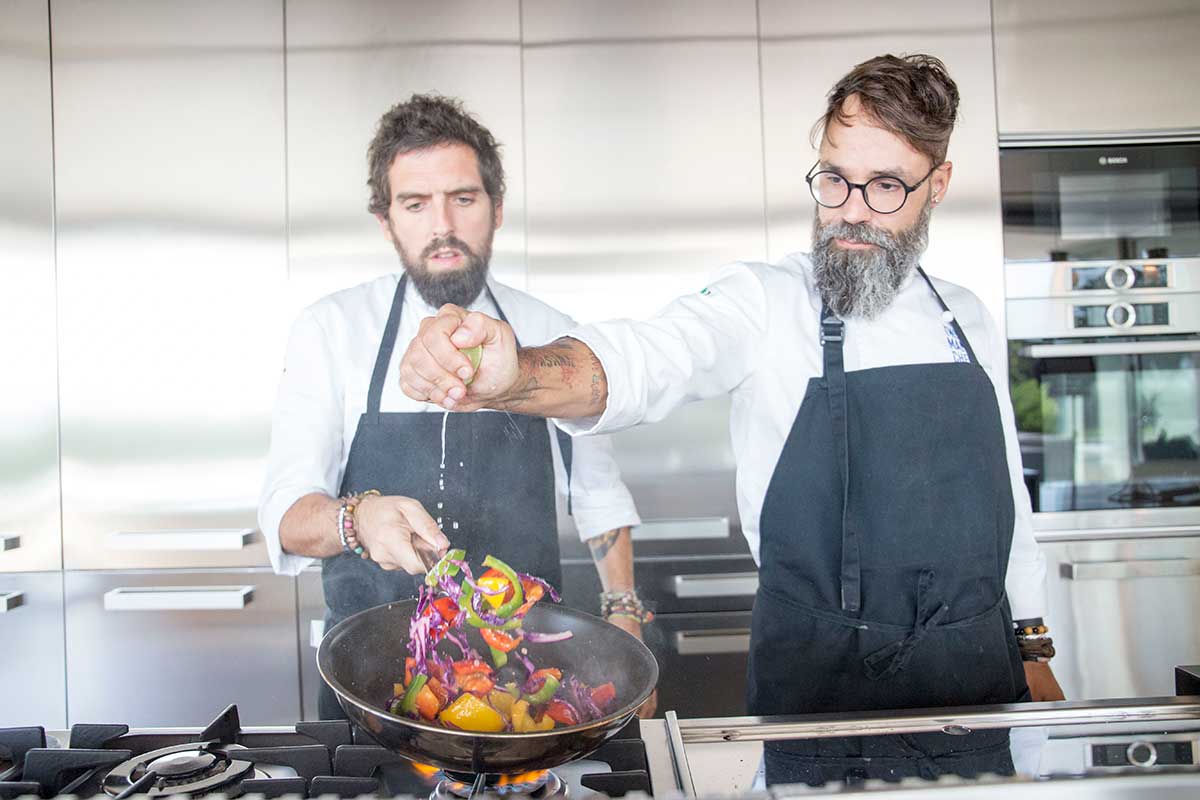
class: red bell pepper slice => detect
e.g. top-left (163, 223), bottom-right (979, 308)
top-left (451, 658), bottom-right (493, 677)
top-left (480, 627), bottom-right (523, 653)
top-left (459, 673), bottom-right (496, 696)
top-left (590, 682), bottom-right (617, 711)
top-left (545, 698), bottom-right (580, 726)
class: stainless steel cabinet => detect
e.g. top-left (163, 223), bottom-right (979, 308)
top-left (64, 570), bottom-right (300, 725)
top-left (50, 0), bottom-right (286, 571)
top-left (0, 572), bottom-right (66, 727)
top-left (649, 610), bottom-right (753, 719)
top-left (0, 0), bottom-right (60, 575)
top-left (993, 0), bottom-right (1200, 134)
top-left (298, 568), bottom-right (326, 721)
top-left (1040, 536), bottom-right (1200, 699)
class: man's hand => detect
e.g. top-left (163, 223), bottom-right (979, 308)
top-left (605, 614), bottom-right (659, 718)
top-left (398, 304), bottom-right (520, 411)
top-left (354, 494), bottom-right (450, 574)
top-left (1024, 661), bottom-right (1065, 702)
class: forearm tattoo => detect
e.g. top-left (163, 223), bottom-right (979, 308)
top-left (588, 528), bottom-right (622, 561)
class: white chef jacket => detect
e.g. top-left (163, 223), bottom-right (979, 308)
top-left (259, 273), bottom-right (641, 576)
top-left (560, 252), bottom-right (1047, 619)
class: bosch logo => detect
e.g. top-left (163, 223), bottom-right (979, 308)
top-left (1099, 156), bottom-right (1129, 166)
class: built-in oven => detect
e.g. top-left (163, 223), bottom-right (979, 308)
top-left (1002, 135), bottom-right (1200, 534)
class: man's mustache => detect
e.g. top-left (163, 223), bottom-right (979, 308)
top-left (814, 220), bottom-right (897, 249)
top-left (422, 235), bottom-right (476, 260)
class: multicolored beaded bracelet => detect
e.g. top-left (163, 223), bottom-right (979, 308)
top-left (338, 489), bottom-right (380, 560)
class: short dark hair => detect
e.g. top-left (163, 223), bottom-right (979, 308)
top-left (813, 53), bottom-right (960, 165)
top-left (366, 93), bottom-right (505, 217)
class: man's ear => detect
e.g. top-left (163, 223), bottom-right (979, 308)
top-left (375, 212), bottom-right (394, 242)
top-left (931, 161), bottom-right (953, 205)
top-left (492, 199), bottom-right (504, 231)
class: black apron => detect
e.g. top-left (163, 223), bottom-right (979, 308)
top-left (319, 274), bottom-right (573, 719)
top-left (748, 268), bottom-right (1028, 786)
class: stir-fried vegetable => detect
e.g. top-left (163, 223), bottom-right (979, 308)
top-left (385, 552), bottom-right (620, 733)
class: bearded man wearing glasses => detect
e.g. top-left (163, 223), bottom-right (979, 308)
top-left (399, 54), bottom-right (1064, 785)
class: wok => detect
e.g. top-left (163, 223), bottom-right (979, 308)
top-left (317, 598), bottom-right (659, 775)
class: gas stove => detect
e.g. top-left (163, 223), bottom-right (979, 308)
top-left (0, 705), bottom-right (652, 800)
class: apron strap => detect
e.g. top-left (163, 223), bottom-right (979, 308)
top-left (863, 569), bottom-right (950, 680)
top-left (820, 304), bottom-right (860, 613)
top-left (916, 267), bottom-right (980, 365)
top-left (484, 283), bottom-right (574, 516)
top-left (366, 274), bottom-right (409, 424)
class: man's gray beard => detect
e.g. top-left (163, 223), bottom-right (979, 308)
top-left (396, 232), bottom-right (492, 308)
top-left (810, 202), bottom-right (931, 319)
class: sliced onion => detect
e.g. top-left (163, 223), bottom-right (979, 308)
top-left (523, 630), bottom-right (573, 643)
top-left (518, 573), bottom-right (562, 603)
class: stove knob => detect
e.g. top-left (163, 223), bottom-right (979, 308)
top-left (1126, 740), bottom-right (1158, 767)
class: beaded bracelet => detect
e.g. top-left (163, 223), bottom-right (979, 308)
top-left (338, 489), bottom-right (380, 560)
top-left (600, 590), bottom-right (654, 624)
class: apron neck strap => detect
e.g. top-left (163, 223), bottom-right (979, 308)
top-left (818, 303), bottom-right (859, 612)
top-left (366, 274), bottom-right (409, 422)
top-left (915, 266), bottom-right (980, 365)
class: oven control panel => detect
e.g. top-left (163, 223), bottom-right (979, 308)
top-left (1088, 735), bottom-right (1197, 770)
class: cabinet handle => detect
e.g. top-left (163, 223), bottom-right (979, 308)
top-left (310, 619), bottom-right (325, 649)
top-left (103, 585), bottom-right (254, 611)
top-left (672, 572), bottom-right (759, 598)
top-left (0, 591), bottom-right (24, 612)
top-left (1061, 559), bottom-right (1200, 580)
top-left (1, 534), bottom-right (19, 552)
top-left (633, 517), bottom-right (729, 542)
top-left (674, 628), bottom-right (752, 655)
top-left (106, 529), bottom-right (255, 551)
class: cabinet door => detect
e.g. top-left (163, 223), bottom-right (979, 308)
top-left (0, 572), bottom-right (66, 727)
top-left (51, 0), bottom-right (286, 571)
top-left (0, 0), bottom-right (60, 575)
top-left (65, 570), bottom-right (300, 725)
top-left (649, 611), bottom-right (753, 719)
top-left (1041, 536), bottom-right (1200, 699)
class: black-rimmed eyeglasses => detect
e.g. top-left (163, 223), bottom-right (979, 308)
top-left (805, 162), bottom-right (942, 214)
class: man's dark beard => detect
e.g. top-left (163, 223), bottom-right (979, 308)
top-left (810, 202), bottom-right (931, 319)
top-left (395, 233), bottom-right (491, 308)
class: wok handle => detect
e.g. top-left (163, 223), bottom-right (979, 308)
top-left (674, 628), bottom-right (752, 655)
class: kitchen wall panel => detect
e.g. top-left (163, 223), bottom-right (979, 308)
top-left (0, 0), bottom-right (60, 573)
top-left (522, 0), bottom-right (761, 558)
top-left (994, 0), bottom-right (1200, 135)
top-left (759, 0), bottom-right (1008, 334)
top-left (52, 0), bottom-right (286, 570)
top-left (285, 0), bottom-right (525, 318)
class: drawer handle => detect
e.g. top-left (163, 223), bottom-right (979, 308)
top-left (0, 591), bottom-right (24, 612)
top-left (310, 619), bottom-right (325, 649)
top-left (107, 529), bottom-right (255, 551)
top-left (103, 585), bottom-right (254, 611)
top-left (672, 572), bottom-right (759, 598)
top-left (1060, 559), bottom-right (1200, 580)
top-left (674, 628), bottom-right (752, 655)
top-left (633, 517), bottom-right (729, 542)
top-left (1, 534), bottom-right (19, 552)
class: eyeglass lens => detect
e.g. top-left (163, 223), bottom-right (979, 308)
top-left (810, 172), bottom-right (910, 214)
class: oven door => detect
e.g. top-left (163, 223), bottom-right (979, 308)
top-left (1010, 337), bottom-right (1200, 526)
top-left (1000, 140), bottom-right (1200, 263)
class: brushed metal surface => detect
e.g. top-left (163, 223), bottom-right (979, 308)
top-left (760, 0), bottom-right (1008, 334)
top-left (0, 0), bottom-right (61, 574)
top-left (521, 2), bottom-right (759, 560)
top-left (51, 0), bottom-right (286, 570)
top-left (64, 569), bottom-right (300, 725)
top-left (1007, 294), bottom-right (1200, 339)
top-left (993, 0), bottom-right (1200, 134)
top-left (284, 0), bottom-right (525, 316)
top-left (1006, 259), bottom-right (1200, 300)
top-left (1042, 538), bottom-right (1200, 700)
top-left (298, 567), bottom-right (325, 721)
top-left (0, 571), bottom-right (66, 727)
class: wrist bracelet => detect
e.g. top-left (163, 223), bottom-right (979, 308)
top-left (338, 489), bottom-right (380, 560)
top-left (600, 590), bottom-right (654, 624)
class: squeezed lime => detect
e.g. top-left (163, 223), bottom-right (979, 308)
top-left (461, 345), bottom-right (483, 385)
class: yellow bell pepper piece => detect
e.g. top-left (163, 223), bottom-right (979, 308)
top-left (489, 689), bottom-right (516, 717)
top-left (476, 574), bottom-right (510, 610)
top-left (439, 692), bottom-right (506, 733)
top-left (510, 699), bottom-right (555, 733)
